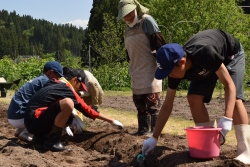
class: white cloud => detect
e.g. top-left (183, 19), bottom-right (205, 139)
top-left (64, 19), bottom-right (89, 29)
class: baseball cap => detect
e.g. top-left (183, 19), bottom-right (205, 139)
top-left (44, 61), bottom-right (63, 77)
top-left (155, 43), bottom-right (184, 79)
top-left (68, 69), bottom-right (88, 92)
top-left (117, 0), bottom-right (136, 20)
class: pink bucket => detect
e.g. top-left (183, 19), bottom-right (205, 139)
top-left (184, 126), bottom-right (222, 159)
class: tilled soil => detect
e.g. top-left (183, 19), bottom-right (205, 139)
top-left (0, 95), bottom-right (250, 167)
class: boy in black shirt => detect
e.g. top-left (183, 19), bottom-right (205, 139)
top-left (24, 67), bottom-right (123, 152)
top-left (142, 29), bottom-right (249, 164)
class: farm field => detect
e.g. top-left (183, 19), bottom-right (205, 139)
top-left (0, 94), bottom-right (249, 167)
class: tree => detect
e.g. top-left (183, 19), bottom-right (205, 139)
top-left (88, 13), bottom-right (126, 67)
top-left (88, 0), bottom-right (119, 32)
top-left (0, 9), bottom-right (86, 57)
top-left (144, 0), bottom-right (250, 46)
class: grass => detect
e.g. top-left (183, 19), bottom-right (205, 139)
top-left (2, 89), bottom-right (240, 146)
top-left (100, 107), bottom-right (237, 146)
top-left (101, 88), bottom-right (243, 147)
top-left (103, 90), bottom-right (132, 96)
top-left (0, 90), bottom-right (15, 104)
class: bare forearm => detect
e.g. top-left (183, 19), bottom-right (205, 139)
top-left (153, 105), bottom-right (173, 139)
top-left (224, 84), bottom-right (236, 118)
top-left (97, 112), bottom-right (113, 123)
top-left (216, 64), bottom-right (236, 119)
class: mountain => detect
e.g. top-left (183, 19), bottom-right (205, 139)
top-left (0, 9), bottom-right (86, 59)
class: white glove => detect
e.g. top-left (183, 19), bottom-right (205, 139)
top-left (218, 116), bottom-right (233, 143)
top-left (72, 118), bottom-right (83, 133)
top-left (142, 137), bottom-right (157, 155)
top-left (112, 120), bottom-right (123, 128)
top-left (65, 126), bottom-right (74, 136)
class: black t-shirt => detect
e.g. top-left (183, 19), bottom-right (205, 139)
top-left (168, 29), bottom-right (240, 89)
top-left (25, 79), bottom-right (99, 119)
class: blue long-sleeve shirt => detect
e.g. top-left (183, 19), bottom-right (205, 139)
top-left (7, 74), bottom-right (49, 119)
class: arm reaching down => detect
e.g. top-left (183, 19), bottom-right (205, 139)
top-left (142, 88), bottom-right (176, 154)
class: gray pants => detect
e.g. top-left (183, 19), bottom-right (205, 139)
top-left (188, 44), bottom-right (245, 103)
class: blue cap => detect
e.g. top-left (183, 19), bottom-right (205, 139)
top-left (155, 43), bottom-right (184, 79)
top-left (43, 61), bottom-right (63, 77)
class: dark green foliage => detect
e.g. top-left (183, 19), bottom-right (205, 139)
top-left (0, 9), bottom-right (85, 60)
top-left (81, 0), bottom-right (122, 68)
top-left (88, 0), bottom-right (119, 32)
top-left (91, 62), bottom-right (131, 90)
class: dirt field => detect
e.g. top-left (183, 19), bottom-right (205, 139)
top-left (0, 95), bottom-right (250, 167)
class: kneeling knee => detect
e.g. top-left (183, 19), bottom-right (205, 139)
top-left (60, 98), bottom-right (74, 110)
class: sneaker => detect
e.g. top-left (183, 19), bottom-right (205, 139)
top-left (18, 128), bottom-right (33, 142)
top-left (14, 128), bottom-right (25, 137)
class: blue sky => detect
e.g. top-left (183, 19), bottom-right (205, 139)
top-left (0, 0), bottom-right (93, 29)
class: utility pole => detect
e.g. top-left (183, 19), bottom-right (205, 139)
top-left (88, 45), bottom-right (91, 72)
top-left (14, 48), bottom-right (16, 60)
top-left (57, 50), bottom-right (60, 62)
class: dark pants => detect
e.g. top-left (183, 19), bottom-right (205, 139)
top-left (132, 93), bottom-right (161, 115)
top-left (25, 102), bottom-right (73, 136)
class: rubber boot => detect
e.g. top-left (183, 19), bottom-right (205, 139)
top-left (150, 113), bottom-right (158, 133)
top-left (32, 134), bottom-right (47, 146)
top-left (44, 125), bottom-right (68, 152)
top-left (14, 128), bottom-right (25, 137)
top-left (234, 124), bottom-right (250, 164)
top-left (18, 128), bottom-right (34, 142)
top-left (195, 120), bottom-right (217, 128)
top-left (133, 114), bottom-right (150, 136)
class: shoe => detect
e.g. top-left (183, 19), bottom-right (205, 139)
top-left (44, 134), bottom-right (69, 152)
top-left (32, 135), bottom-right (46, 146)
top-left (132, 114), bottom-right (151, 136)
top-left (18, 128), bottom-right (33, 142)
top-left (234, 124), bottom-right (250, 164)
top-left (14, 128), bottom-right (25, 137)
top-left (133, 131), bottom-right (152, 136)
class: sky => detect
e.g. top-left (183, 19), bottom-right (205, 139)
top-left (0, 0), bottom-right (93, 29)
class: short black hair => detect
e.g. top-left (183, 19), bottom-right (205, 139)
top-left (63, 67), bottom-right (85, 83)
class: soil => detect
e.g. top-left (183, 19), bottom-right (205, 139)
top-left (0, 95), bottom-right (250, 167)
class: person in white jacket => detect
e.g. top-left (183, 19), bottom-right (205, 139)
top-left (79, 70), bottom-right (104, 111)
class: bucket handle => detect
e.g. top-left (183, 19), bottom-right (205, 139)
top-left (219, 131), bottom-right (226, 145)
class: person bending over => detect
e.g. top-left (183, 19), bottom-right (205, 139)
top-left (24, 67), bottom-right (123, 152)
top-left (7, 61), bottom-right (63, 141)
top-left (142, 29), bottom-right (250, 164)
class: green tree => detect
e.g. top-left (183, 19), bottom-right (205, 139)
top-left (145, 0), bottom-right (249, 45)
top-left (0, 9), bottom-right (86, 58)
top-left (88, 13), bottom-right (126, 67)
top-left (60, 49), bottom-right (82, 69)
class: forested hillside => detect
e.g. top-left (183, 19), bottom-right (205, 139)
top-left (0, 9), bottom-right (85, 61)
